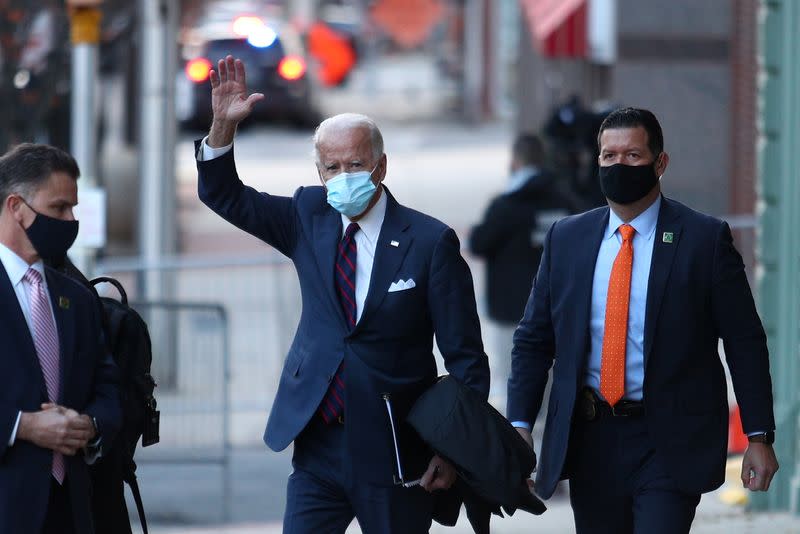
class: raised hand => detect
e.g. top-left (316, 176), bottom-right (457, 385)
top-left (208, 55), bottom-right (265, 147)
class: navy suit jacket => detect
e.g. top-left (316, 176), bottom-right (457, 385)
top-left (507, 196), bottom-right (774, 499)
top-left (0, 263), bottom-right (121, 533)
top-left (197, 144), bottom-right (489, 485)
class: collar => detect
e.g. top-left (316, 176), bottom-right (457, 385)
top-left (604, 195), bottom-right (661, 241)
top-left (340, 186), bottom-right (387, 245)
top-left (505, 165), bottom-right (540, 194)
top-left (0, 242), bottom-right (45, 287)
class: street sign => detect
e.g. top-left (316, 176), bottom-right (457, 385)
top-left (73, 187), bottom-right (107, 249)
top-left (370, 0), bottom-right (444, 49)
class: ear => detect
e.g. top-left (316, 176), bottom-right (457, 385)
top-left (5, 195), bottom-right (24, 221)
top-left (655, 152), bottom-right (669, 177)
top-left (374, 154), bottom-right (387, 184)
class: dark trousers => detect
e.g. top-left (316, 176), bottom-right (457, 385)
top-left (283, 416), bottom-right (433, 534)
top-left (568, 414), bottom-right (701, 534)
top-left (41, 477), bottom-right (76, 534)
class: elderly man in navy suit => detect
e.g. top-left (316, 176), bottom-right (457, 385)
top-left (196, 56), bottom-right (489, 533)
top-left (0, 143), bottom-right (121, 533)
top-left (508, 107), bottom-right (778, 533)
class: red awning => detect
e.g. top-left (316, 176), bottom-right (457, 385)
top-left (520, 0), bottom-right (588, 58)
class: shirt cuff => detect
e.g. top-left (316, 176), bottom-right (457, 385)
top-left (198, 136), bottom-right (233, 161)
top-left (511, 421), bottom-right (532, 431)
top-left (7, 411), bottom-right (21, 446)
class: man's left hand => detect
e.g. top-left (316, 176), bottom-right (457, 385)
top-left (420, 455), bottom-right (457, 492)
top-left (741, 442), bottom-right (779, 491)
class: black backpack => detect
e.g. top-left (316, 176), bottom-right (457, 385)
top-left (88, 276), bottom-right (160, 534)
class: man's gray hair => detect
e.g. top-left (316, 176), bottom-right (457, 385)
top-left (313, 113), bottom-right (384, 163)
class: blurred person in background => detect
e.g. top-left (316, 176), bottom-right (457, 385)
top-left (508, 108), bottom-right (778, 533)
top-left (195, 55), bottom-right (489, 533)
top-left (468, 133), bottom-right (576, 410)
top-left (0, 143), bottom-right (121, 533)
top-left (543, 95), bottom-right (608, 209)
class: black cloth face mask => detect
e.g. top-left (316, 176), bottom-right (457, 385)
top-left (20, 200), bottom-right (79, 264)
top-left (598, 162), bottom-right (660, 204)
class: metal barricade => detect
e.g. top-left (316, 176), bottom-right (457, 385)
top-left (126, 300), bottom-right (232, 522)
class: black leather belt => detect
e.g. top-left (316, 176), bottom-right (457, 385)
top-left (578, 388), bottom-right (645, 421)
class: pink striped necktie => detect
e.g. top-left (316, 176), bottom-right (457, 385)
top-left (24, 268), bottom-right (66, 484)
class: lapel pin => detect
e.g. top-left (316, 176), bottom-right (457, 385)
top-left (390, 240), bottom-right (399, 247)
top-left (58, 296), bottom-right (70, 310)
top-left (662, 232), bottom-right (674, 244)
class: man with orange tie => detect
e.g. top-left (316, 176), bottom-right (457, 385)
top-left (507, 108), bottom-right (778, 533)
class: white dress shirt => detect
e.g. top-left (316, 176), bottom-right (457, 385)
top-left (340, 189), bottom-right (386, 323)
top-left (0, 243), bottom-right (56, 446)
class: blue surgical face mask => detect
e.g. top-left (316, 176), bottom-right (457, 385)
top-left (324, 165), bottom-right (379, 218)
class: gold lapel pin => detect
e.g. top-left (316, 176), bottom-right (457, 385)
top-left (58, 296), bottom-right (70, 310)
top-left (662, 232), bottom-right (674, 244)
top-left (390, 240), bottom-right (399, 247)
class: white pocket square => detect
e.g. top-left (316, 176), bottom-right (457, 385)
top-left (388, 278), bottom-right (416, 292)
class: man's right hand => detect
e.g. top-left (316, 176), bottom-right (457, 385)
top-left (516, 427), bottom-right (536, 490)
top-left (17, 404), bottom-right (94, 456)
top-left (208, 55), bottom-right (265, 148)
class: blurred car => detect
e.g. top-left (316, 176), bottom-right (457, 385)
top-left (176, 14), bottom-right (320, 129)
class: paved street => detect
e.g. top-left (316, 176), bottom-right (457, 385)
top-left (129, 449), bottom-right (800, 533)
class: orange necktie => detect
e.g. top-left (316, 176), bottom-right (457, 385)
top-left (600, 224), bottom-right (635, 406)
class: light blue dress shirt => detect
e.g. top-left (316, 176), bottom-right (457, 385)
top-left (584, 196), bottom-right (661, 402)
top-left (511, 198), bottom-right (661, 430)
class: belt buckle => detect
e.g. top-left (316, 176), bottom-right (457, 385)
top-left (610, 404), bottom-right (628, 417)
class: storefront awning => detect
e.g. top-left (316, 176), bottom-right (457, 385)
top-left (520, 0), bottom-right (588, 58)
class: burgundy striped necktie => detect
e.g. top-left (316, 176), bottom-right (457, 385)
top-left (24, 268), bottom-right (66, 483)
top-left (319, 222), bottom-right (359, 423)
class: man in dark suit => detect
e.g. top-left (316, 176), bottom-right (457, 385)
top-left (196, 55), bottom-right (489, 533)
top-left (0, 143), bottom-right (121, 533)
top-left (507, 108), bottom-right (778, 533)
top-left (469, 133), bottom-right (576, 408)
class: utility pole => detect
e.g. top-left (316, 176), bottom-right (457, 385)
top-left (68, 0), bottom-right (104, 276)
top-left (138, 0), bottom-right (178, 389)
top-left (139, 0), bottom-right (177, 296)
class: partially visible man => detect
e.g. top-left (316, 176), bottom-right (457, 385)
top-left (196, 56), bottom-right (489, 533)
top-left (0, 143), bottom-right (121, 533)
top-left (508, 108), bottom-right (778, 533)
top-left (469, 133), bottom-right (575, 409)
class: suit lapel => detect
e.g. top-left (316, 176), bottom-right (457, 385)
top-left (574, 208), bottom-right (609, 366)
top-left (313, 208), bottom-right (347, 328)
top-left (643, 197), bottom-right (682, 365)
top-left (355, 191), bottom-right (412, 332)
top-left (46, 270), bottom-right (74, 403)
top-left (0, 263), bottom-right (48, 399)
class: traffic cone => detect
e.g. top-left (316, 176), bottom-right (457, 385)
top-left (728, 404), bottom-right (748, 454)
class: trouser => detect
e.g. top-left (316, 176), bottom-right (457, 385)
top-left (283, 416), bottom-right (433, 534)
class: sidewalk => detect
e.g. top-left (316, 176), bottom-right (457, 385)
top-left (142, 464), bottom-right (800, 534)
top-left (146, 494), bottom-right (800, 534)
